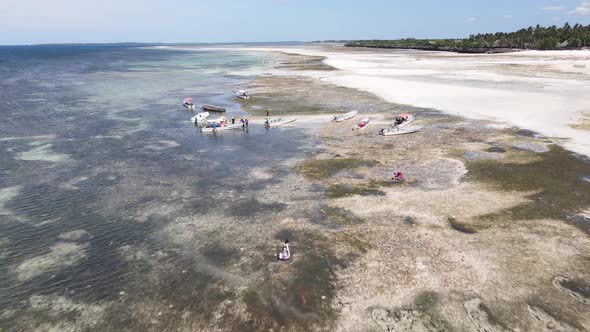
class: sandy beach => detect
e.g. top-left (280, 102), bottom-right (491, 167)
top-left (202, 45), bottom-right (590, 157)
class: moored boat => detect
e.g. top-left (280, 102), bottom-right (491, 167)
top-left (182, 98), bottom-right (195, 111)
top-left (202, 105), bottom-right (226, 112)
top-left (379, 125), bottom-right (422, 136)
top-left (264, 117), bottom-right (297, 127)
top-left (391, 113), bottom-right (414, 128)
top-left (236, 90), bottom-right (250, 100)
top-left (201, 123), bottom-right (243, 133)
top-left (191, 112), bottom-right (210, 123)
top-left (352, 117), bottom-right (370, 130)
top-left (332, 111), bottom-right (358, 122)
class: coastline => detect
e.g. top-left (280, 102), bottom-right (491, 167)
top-left (207, 44), bottom-right (590, 158)
top-left (229, 53), bottom-right (590, 330)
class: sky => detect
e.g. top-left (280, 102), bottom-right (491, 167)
top-left (1, 0), bottom-right (590, 44)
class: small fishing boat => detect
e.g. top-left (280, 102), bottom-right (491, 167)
top-left (352, 117), bottom-right (370, 131)
top-left (202, 105), bottom-right (226, 112)
top-left (332, 111), bottom-right (358, 122)
top-left (191, 112), bottom-right (210, 123)
top-left (264, 117), bottom-right (297, 127)
top-left (201, 123), bottom-right (243, 133)
top-left (236, 90), bottom-right (250, 100)
top-left (182, 98), bottom-right (195, 111)
top-left (391, 113), bottom-right (415, 128)
top-left (379, 126), bottom-right (422, 136)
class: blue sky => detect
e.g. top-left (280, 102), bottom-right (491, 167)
top-left (1, 0), bottom-right (589, 44)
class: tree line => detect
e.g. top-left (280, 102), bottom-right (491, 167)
top-left (345, 23), bottom-right (590, 52)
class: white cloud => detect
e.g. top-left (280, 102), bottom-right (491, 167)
top-left (503, 14), bottom-right (513, 19)
top-left (569, 1), bottom-right (590, 15)
top-left (465, 17), bottom-right (477, 23)
top-left (542, 6), bottom-right (564, 11)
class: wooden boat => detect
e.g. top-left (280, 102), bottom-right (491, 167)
top-left (264, 117), bottom-right (297, 127)
top-left (391, 113), bottom-right (415, 128)
top-left (202, 105), bottom-right (226, 112)
top-left (379, 126), bottom-right (422, 136)
top-left (352, 117), bottom-right (370, 131)
top-left (332, 111), bottom-right (358, 122)
top-left (201, 124), bottom-right (243, 133)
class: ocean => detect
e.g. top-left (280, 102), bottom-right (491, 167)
top-left (0, 44), bottom-right (323, 330)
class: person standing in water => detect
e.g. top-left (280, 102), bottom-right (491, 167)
top-left (231, 116), bottom-right (235, 125)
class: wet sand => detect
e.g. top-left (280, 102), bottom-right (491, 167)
top-left (231, 53), bottom-right (590, 331)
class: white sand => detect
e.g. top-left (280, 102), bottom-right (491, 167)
top-left (187, 45), bottom-right (590, 157)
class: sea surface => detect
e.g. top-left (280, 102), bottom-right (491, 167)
top-left (0, 44), bottom-right (319, 330)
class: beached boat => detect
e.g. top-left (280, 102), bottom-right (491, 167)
top-left (191, 112), bottom-right (210, 123)
top-left (391, 113), bottom-right (415, 128)
top-left (201, 124), bottom-right (243, 133)
top-left (264, 117), bottom-right (297, 127)
top-left (332, 111), bottom-right (358, 122)
top-left (379, 125), bottom-right (422, 136)
top-left (202, 105), bottom-right (226, 112)
top-left (352, 117), bottom-right (370, 131)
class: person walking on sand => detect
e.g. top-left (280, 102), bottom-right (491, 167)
top-left (231, 116), bottom-right (235, 125)
top-left (266, 110), bottom-right (270, 117)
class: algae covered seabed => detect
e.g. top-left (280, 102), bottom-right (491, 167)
top-left (1, 47), bottom-right (590, 331)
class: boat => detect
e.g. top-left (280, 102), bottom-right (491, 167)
top-left (201, 123), bottom-right (243, 133)
top-left (202, 105), bottom-right (226, 112)
top-left (264, 117), bottom-right (297, 127)
top-left (332, 111), bottom-right (358, 122)
top-left (191, 112), bottom-right (210, 123)
top-left (391, 113), bottom-right (415, 128)
top-left (379, 126), bottom-right (422, 136)
top-left (236, 90), bottom-right (250, 100)
top-left (182, 98), bottom-right (195, 111)
top-left (352, 117), bottom-right (370, 131)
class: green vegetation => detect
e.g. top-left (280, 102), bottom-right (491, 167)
top-left (346, 23), bottom-right (590, 52)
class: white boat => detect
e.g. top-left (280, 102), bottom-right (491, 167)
top-left (191, 112), bottom-right (210, 123)
top-left (379, 125), bottom-right (422, 136)
top-left (332, 111), bottom-right (358, 122)
top-left (183, 98), bottom-right (196, 111)
top-left (352, 117), bottom-right (370, 131)
top-left (265, 117), bottom-right (297, 127)
top-left (391, 113), bottom-right (415, 128)
top-left (236, 90), bottom-right (250, 100)
top-left (201, 124), bottom-right (243, 133)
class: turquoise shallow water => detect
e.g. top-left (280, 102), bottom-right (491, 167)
top-left (0, 44), bottom-right (323, 330)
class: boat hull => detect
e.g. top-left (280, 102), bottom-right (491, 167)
top-left (202, 105), bottom-right (226, 112)
top-left (265, 118), bottom-right (297, 127)
top-left (333, 111), bottom-right (358, 122)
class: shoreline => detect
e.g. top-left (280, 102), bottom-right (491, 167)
top-left (208, 44), bottom-right (590, 158)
